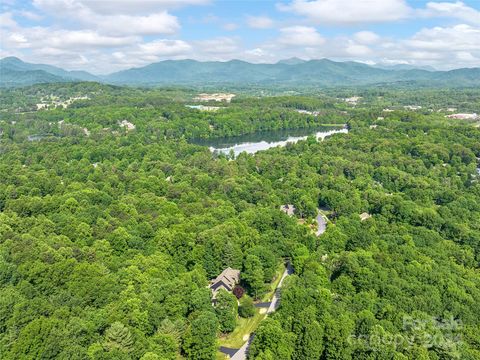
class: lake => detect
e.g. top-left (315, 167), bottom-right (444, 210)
top-left (192, 126), bottom-right (348, 156)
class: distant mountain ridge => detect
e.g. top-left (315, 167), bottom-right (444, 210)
top-left (372, 63), bottom-right (437, 72)
top-left (1, 56), bottom-right (479, 88)
top-left (0, 57), bottom-right (100, 86)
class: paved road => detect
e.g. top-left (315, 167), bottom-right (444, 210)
top-left (230, 334), bottom-right (254, 360)
top-left (267, 262), bottom-right (293, 314)
top-left (315, 211), bottom-right (327, 236)
top-left (227, 262), bottom-right (293, 360)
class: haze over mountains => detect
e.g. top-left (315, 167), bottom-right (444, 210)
top-left (1, 56), bottom-right (479, 88)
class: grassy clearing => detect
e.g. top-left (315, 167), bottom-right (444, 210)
top-left (215, 351), bottom-right (227, 360)
top-left (219, 310), bottom-right (266, 349)
top-left (216, 352), bottom-right (228, 360)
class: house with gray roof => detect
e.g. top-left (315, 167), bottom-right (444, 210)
top-left (210, 267), bottom-right (240, 299)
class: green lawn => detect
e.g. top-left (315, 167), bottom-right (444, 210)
top-left (216, 352), bottom-right (228, 360)
top-left (219, 310), bottom-right (266, 349)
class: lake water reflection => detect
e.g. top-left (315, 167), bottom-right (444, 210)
top-left (192, 126), bottom-right (348, 156)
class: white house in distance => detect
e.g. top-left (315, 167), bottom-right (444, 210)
top-left (360, 212), bottom-right (372, 221)
top-left (446, 113), bottom-right (478, 120)
top-left (194, 93), bottom-right (236, 102)
top-left (280, 204), bottom-right (296, 217)
top-left (210, 267), bottom-right (240, 300)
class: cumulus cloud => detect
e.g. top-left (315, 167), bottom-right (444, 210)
top-left (278, 26), bottom-right (325, 47)
top-left (405, 24), bottom-right (480, 52)
top-left (354, 31), bottom-right (380, 45)
top-left (246, 15), bottom-right (274, 29)
top-left (7, 33), bottom-right (29, 48)
top-left (43, 29), bottom-right (137, 49)
top-left (33, 0), bottom-right (181, 35)
top-left (78, 0), bottom-right (210, 15)
top-left (278, 0), bottom-right (412, 24)
top-left (98, 12), bottom-right (180, 36)
top-left (33, 0), bottom-right (209, 15)
top-left (369, 24), bottom-right (479, 68)
top-left (345, 42), bottom-right (372, 56)
top-left (138, 39), bottom-right (192, 56)
top-left (421, 1), bottom-right (480, 24)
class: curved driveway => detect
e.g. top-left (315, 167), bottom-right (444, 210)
top-left (228, 262), bottom-right (293, 360)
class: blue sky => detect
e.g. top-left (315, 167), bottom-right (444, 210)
top-left (1, 0), bottom-right (479, 73)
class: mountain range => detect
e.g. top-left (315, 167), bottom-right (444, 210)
top-left (1, 56), bottom-right (479, 88)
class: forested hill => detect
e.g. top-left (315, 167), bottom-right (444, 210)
top-left (2, 56), bottom-right (480, 88)
top-left (0, 85), bottom-right (479, 359)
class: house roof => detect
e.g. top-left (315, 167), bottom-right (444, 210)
top-left (360, 212), bottom-right (372, 221)
top-left (210, 267), bottom-right (240, 292)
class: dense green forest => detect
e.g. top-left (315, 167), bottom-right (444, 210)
top-left (0, 84), bottom-right (479, 360)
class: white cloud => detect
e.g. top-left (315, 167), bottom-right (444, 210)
top-left (7, 33), bottom-right (28, 47)
top-left (456, 51), bottom-right (476, 61)
top-left (138, 39), bottom-right (192, 56)
top-left (245, 48), bottom-right (268, 57)
top-left (32, 0), bottom-right (209, 15)
top-left (98, 12), bottom-right (180, 36)
top-left (354, 31), bottom-right (380, 45)
top-left (45, 30), bottom-right (139, 49)
top-left (405, 24), bottom-right (480, 52)
top-left (32, 0), bottom-right (180, 35)
top-left (278, 26), bottom-right (325, 47)
top-left (378, 24), bottom-right (480, 68)
top-left (278, 0), bottom-right (412, 24)
top-left (246, 15), bottom-right (274, 29)
top-left (78, 0), bottom-right (210, 15)
top-left (3, 27), bottom-right (137, 51)
top-left (421, 1), bottom-right (480, 24)
top-left (345, 42), bottom-right (372, 56)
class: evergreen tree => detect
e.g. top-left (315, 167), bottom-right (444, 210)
top-left (104, 322), bottom-right (134, 353)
